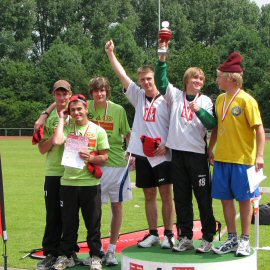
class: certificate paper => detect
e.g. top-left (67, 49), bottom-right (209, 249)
top-left (247, 166), bottom-right (267, 193)
top-left (61, 134), bottom-right (89, 169)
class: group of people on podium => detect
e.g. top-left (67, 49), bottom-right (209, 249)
top-left (33, 38), bottom-right (265, 270)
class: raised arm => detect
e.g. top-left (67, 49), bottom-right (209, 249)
top-left (155, 41), bottom-right (169, 95)
top-left (105, 40), bottom-right (131, 90)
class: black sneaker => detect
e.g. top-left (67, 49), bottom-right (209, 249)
top-left (36, 254), bottom-right (57, 270)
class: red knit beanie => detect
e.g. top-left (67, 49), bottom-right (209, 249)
top-left (218, 52), bottom-right (243, 73)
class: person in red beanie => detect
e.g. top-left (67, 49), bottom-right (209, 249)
top-left (209, 52), bottom-right (265, 256)
top-left (52, 94), bottom-right (109, 270)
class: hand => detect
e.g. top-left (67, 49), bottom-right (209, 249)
top-left (79, 150), bottom-right (95, 162)
top-left (158, 38), bottom-right (169, 49)
top-left (105, 40), bottom-right (114, 54)
top-left (189, 101), bottom-right (200, 112)
top-left (255, 156), bottom-right (264, 172)
top-left (153, 145), bottom-right (167, 156)
top-left (58, 109), bottom-right (68, 119)
top-left (125, 153), bottom-right (135, 165)
top-left (34, 115), bottom-right (47, 129)
top-left (208, 150), bottom-right (214, 166)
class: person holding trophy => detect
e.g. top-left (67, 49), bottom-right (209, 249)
top-left (105, 39), bottom-right (175, 249)
top-left (154, 22), bottom-right (217, 253)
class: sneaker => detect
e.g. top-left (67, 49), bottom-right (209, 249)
top-left (72, 253), bottom-right (83, 265)
top-left (196, 239), bottom-right (213, 253)
top-left (105, 251), bottom-right (118, 266)
top-left (90, 256), bottom-right (102, 270)
top-left (83, 251), bottom-right (105, 266)
top-left (52, 255), bottom-right (75, 270)
top-left (172, 236), bottom-right (194, 252)
top-left (82, 256), bottom-right (91, 266)
top-left (235, 238), bottom-right (250, 256)
top-left (36, 254), bottom-right (57, 270)
top-left (212, 238), bottom-right (238, 254)
top-left (137, 234), bottom-right (160, 248)
top-left (161, 234), bottom-right (175, 249)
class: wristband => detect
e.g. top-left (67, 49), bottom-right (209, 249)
top-left (41, 111), bottom-right (50, 117)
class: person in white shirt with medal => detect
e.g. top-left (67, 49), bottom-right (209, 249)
top-left (155, 37), bottom-right (217, 253)
top-left (105, 39), bottom-right (175, 250)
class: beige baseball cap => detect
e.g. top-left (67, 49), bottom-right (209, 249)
top-left (52, 80), bottom-right (72, 93)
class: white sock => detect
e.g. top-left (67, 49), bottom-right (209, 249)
top-left (108, 244), bottom-right (116, 253)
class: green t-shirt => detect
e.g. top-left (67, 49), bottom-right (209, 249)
top-left (87, 100), bottom-right (130, 167)
top-left (61, 121), bottom-right (109, 186)
top-left (43, 109), bottom-right (72, 176)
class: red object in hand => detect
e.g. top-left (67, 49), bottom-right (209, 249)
top-left (87, 151), bottom-right (103, 179)
top-left (32, 126), bottom-right (45, 145)
top-left (140, 135), bottom-right (161, 157)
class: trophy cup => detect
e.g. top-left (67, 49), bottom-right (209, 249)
top-left (158, 21), bottom-right (172, 55)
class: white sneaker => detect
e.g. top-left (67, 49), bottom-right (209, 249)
top-left (172, 236), bottom-right (194, 252)
top-left (196, 239), bottom-right (213, 253)
top-left (83, 251), bottom-right (105, 266)
top-left (82, 256), bottom-right (91, 266)
top-left (236, 238), bottom-right (250, 256)
top-left (161, 234), bottom-right (175, 249)
top-left (212, 237), bottom-right (238, 254)
top-left (90, 255), bottom-right (102, 270)
top-left (137, 234), bottom-right (160, 248)
top-left (105, 251), bottom-right (118, 266)
top-left (53, 255), bottom-right (75, 270)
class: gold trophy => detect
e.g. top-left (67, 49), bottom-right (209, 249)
top-left (158, 21), bottom-right (172, 55)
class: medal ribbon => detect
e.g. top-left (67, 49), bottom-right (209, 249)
top-left (74, 122), bottom-right (90, 136)
top-left (94, 100), bottom-right (108, 126)
top-left (144, 93), bottom-right (159, 121)
top-left (222, 89), bottom-right (240, 122)
top-left (183, 92), bottom-right (199, 121)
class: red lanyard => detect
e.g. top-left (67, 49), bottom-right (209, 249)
top-left (94, 101), bottom-right (108, 124)
top-left (74, 122), bottom-right (90, 136)
top-left (144, 94), bottom-right (158, 121)
top-left (222, 89), bottom-right (240, 121)
top-left (183, 92), bottom-right (199, 121)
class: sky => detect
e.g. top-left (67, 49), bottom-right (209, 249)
top-left (253, 0), bottom-right (270, 7)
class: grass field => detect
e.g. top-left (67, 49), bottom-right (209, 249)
top-left (0, 138), bottom-right (269, 269)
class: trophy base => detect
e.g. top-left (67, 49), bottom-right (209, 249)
top-left (158, 48), bottom-right (169, 55)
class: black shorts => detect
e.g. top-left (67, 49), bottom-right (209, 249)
top-left (135, 156), bottom-right (172, 188)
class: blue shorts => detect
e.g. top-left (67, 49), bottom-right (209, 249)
top-left (212, 161), bottom-right (259, 201)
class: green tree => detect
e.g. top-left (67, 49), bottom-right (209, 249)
top-left (179, 0), bottom-right (260, 45)
top-left (33, 0), bottom-right (82, 55)
top-left (259, 4), bottom-right (270, 48)
top-left (37, 41), bottom-right (89, 95)
top-left (0, 0), bottom-right (36, 60)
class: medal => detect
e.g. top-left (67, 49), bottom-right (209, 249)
top-left (222, 89), bottom-right (240, 121)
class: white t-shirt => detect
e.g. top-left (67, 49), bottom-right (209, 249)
top-left (125, 81), bottom-right (171, 165)
top-left (164, 83), bottom-right (213, 154)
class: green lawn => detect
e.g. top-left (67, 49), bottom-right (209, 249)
top-left (0, 138), bottom-right (269, 269)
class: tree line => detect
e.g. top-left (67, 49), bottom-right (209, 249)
top-left (0, 0), bottom-right (270, 132)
